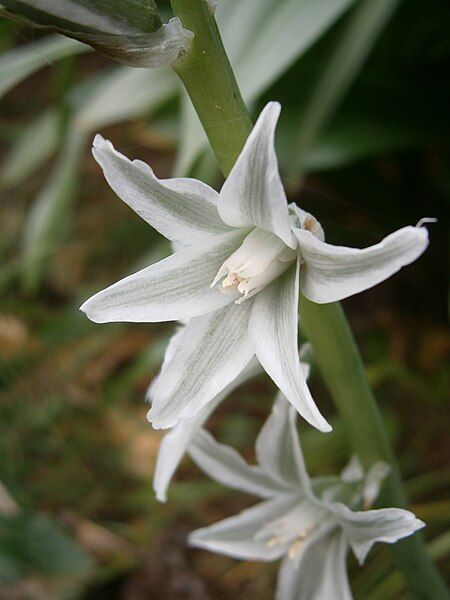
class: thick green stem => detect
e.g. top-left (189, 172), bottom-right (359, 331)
top-left (169, 1), bottom-right (448, 597)
top-left (170, 0), bottom-right (252, 177)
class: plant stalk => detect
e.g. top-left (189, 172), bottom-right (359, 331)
top-left (169, 1), bottom-right (448, 597)
top-left (170, 0), bottom-right (252, 177)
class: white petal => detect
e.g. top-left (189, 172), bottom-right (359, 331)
top-left (80, 230), bottom-right (244, 323)
top-left (189, 496), bottom-right (298, 561)
top-left (276, 531), bottom-right (352, 600)
top-left (92, 135), bottom-right (231, 245)
top-left (294, 225), bottom-right (429, 303)
top-left (148, 301), bottom-right (255, 429)
top-left (248, 261), bottom-right (332, 432)
top-left (340, 456), bottom-right (364, 483)
top-left (362, 462), bottom-right (391, 508)
top-left (154, 357), bottom-right (262, 503)
top-left (255, 393), bottom-right (313, 494)
top-left (189, 428), bottom-right (279, 499)
top-left (218, 102), bottom-right (294, 248)
top-left (329, 502), bottom-right (425, 564)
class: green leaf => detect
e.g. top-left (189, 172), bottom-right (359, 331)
top-left (176, 0), bottom-right (357, 176)
top-left (290, 0), bottom-right (403, 177)
top-left (0, 33), bottom-right (87, 100)
top-left (0, 63), bottom-right (177, 190)
top-left (0, 109), bottom-right (59, 190)
top-left (74, 64), bottom-right (177, 132)
top-left (21, 126), bottom-right (86, 292)
top-left (222, 0), bottom-right (357, 101)
top-left (0, 511), bottom-right (91, 582)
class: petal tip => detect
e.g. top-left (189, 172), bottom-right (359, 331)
top-left (92, 133), bottom-right (106, 148)
top-left (154, 486), bottom-right (167, 504)
top-left (264, 100), bottom-right (281, 117)
top-left (321, 421), bottom-right (333, 433)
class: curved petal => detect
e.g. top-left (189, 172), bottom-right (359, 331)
top-left (218, 102), bottom-right (294, 248)
top-left (80, 230), bottom-right (244, 323)
top-left (329, 502), bottom-right (425, 564)
top-left (248, 261), bottom-right (331, 432)
top-left (340, 456), bottom-right (364, 483)
top-left (189, 428), bottom-right (279, 499)
top-left (189, 496), bottom-right (299, 561)
top-left (255, 393), bottom-right (313, 495)
top-left (294, 225), bottom-right (429, 304)
top-left (362, 462), bottom-right (391, 508)
top-left (148, 301), bottom-right (255, 429)
top-left (276, 531), bottom-right (351, 600)
top-left (153, 357), bottom-right (262, 503)
top-left (92, 135), bottom-right (231, 245)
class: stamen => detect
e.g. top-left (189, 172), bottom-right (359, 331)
top-left (415, 217), bottom-right (437, 228)
top-left (287, 524), bottom-right (317, 560)
top-left (266, 535), bottom-right (288, 548)
top-left (210, 228), bottom-right (297, 301)
top-left (288, 539), bottom-right (304, 559)
top-left (222, 272), bottom-right (242, 290)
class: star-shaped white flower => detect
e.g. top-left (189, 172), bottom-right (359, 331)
top-left (188, 394), bottom-right (425, 600)
top-left (80, 101), bottom-right (430, 433)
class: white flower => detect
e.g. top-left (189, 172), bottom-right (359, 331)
top-left (188, 394), bottom-right (425, 600)
top-left (153, 342), bottom-right (311, 503)
top-left (80, 101), bottom-right (430, 433)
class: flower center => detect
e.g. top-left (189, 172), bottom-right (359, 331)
top-left (211, 228), bottom-right (297, 303)
top-left (255, 500), bottom-right (326, 559)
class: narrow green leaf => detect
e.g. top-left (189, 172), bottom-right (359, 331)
top-left (290, 0), bottom-right (403, 177)
top-left (176, 0), bottom-right (357, 176)
top-left (0, 109), bottom-right (59, 190)
top-left (0, 33), bottom-right (87, 99)
top-left (227, 0), bottom-right (357, 101)
top-left (21, 126), bottom-right (86, 292)
top-left (74, 64), bottom-right (177, 132)
top-left (0, 511), bottom-right (91, 582)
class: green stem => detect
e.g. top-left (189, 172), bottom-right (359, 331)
top-left (169, 1), bottom-right (448, 597)
top-left (170, 0), bottom-right (252, 177)
top-left (300, 299), bottom-right (448, 599)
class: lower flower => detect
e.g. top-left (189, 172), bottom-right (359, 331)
top-left (187, 394), bottom-right (424, 599)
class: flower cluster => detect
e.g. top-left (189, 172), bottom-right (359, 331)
top-left (81, 102), bottom-right (430, 598)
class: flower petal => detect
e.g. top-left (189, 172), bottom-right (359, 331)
top-left (362, 462), bottom-right (391, 508)
top-left (276, 531), bottom-right (352, 600)
top-left (189, 496), bottom-right (299, 561)
top-left (92, 134), bottom-right (231, 245)
top-left (255, 393), bottom-right (314, 494)
top-left (189, 428), bottom-right (279, 499)
top-left (294, 225), bottom-right (429, 303)
top-left (248, 261), bottom-right (331, 432)
top-left (329, 502), bottom-right (425, 564)
top-left (148, 301), bottom-right (255, 429)
top-left (80, 230), bottom-right (245, 323)
top-left (218, 102), bottom-right (294, 248)
top-left (153, 357), bottom-right (262, 503)
top-left (340, 456), bottom-right (364, 483)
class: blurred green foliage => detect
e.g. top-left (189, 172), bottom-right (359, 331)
top-left (0, 0), bottom-right (449, 597)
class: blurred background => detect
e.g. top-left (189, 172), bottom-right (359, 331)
top-left (0, 0), bottom-right (449, 598)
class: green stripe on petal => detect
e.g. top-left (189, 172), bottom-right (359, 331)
top-left (80, 230), bottom-right (245, 323)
